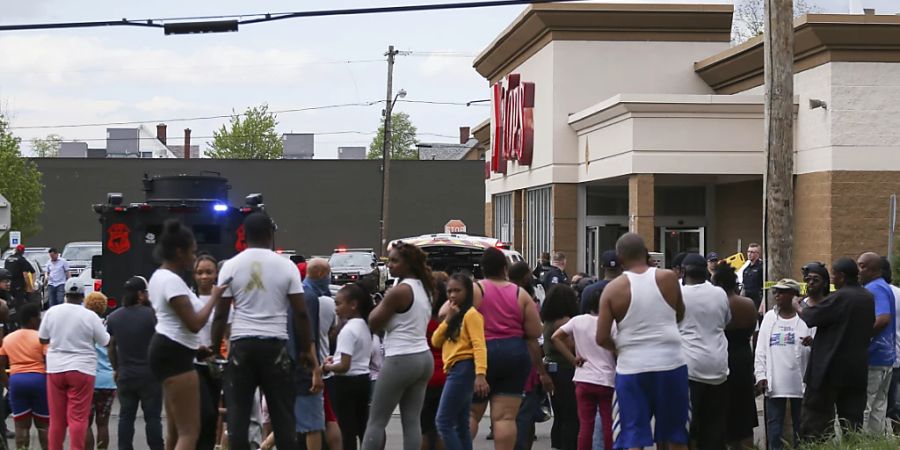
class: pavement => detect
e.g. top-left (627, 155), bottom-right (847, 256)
top-left (2, 398), bottom-right (767, 450)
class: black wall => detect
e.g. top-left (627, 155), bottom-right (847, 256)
top-left (32, 158), bottom-right (485, 256)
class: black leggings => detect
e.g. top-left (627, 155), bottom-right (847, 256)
top-left (195, 364), bottom-right (223, 450)
top-left (331, 374), bottom-right (371, 450)
top-left (549, 366), bottom-right (578, 450)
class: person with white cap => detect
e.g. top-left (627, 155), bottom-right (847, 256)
top-left (38, 277), bottom-right (110, 450)
top-left (755, 278), bottom-right (811, 450)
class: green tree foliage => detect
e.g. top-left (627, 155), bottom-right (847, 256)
top-left (368, 112), bottom-right (419, 160)
top-left (31, 134), bottom-right (63, 158)
top-left (207, 104), bottom-right (284, 159)
top-left (0, 115), bottom-right (44, 240)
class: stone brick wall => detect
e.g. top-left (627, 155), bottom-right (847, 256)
top-left (552, 183), bottom-right (578, 274)
top-left (794, 172), bottom-right (833, 277)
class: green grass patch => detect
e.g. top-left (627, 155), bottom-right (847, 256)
top-left (798, 433), bottom-right (900, 449)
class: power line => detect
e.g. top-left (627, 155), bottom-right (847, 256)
top-left (28, 131), bottom-right (460, 143)
top-left (8, 98), bottom-right (488, 130)
top-left (0, 1), bottom-right (585, 32)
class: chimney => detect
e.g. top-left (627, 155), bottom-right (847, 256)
top-left (459, 126), bottom-right (471, 145)
top-left (183, 128), bottom-right (191, 160)
top-left (156, 123), bottom-right (167, 145)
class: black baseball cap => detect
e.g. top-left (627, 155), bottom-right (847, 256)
top-left (600, 250), bottom-right (619, 268)
top-left (123, 276), bottom-right (148, 292)
top-left (706, 252), bottom-right (720, 262)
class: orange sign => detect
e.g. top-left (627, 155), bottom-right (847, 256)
top-left (444, 220), bottom-right (467, 234)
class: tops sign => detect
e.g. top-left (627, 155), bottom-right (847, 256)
top-left (490, 73), bottom-right (534, 174)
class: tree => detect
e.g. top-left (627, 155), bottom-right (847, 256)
top-left (0, 114), bottom-right (44, 240)
top-left (31, 134), bottom-right (62, 158)
top-left (732, 0), bottom-right (820, 43)
top-left (207, 104), bottom-right (283, 159)
top-left (367, 112), bottom-right (419, 160)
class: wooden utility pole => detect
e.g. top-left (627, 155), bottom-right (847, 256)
top-left (763, 0), bottom-right (795, 285)
top-left (380, 45), bottom-right (399, 257)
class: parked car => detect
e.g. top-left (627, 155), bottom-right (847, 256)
top-left (329, 248), bottom-right (388, 293)
top-left (62, 241), bottom-right (102, 276)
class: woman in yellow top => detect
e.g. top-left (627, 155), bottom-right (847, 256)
top-left (431, 274), bottom-right (487, 450)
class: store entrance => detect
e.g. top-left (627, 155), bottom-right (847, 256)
top-left (659, 227), bottom-right (705, 268)
top-left (585, 225), bottom-right (628, 277)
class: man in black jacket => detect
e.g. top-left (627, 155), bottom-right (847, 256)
top-left (799, 257), bottom-right (875, 442)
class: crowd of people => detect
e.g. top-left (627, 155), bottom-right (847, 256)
top-left (0, 217), bottom-right (897, 450)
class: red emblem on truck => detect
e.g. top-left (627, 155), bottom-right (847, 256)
top-left (235, 224), bottom-right (247, 252)
top-left (107, 223), bottom-right (131, 255)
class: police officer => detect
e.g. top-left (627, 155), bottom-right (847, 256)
top-left (541, 251), bottom-right (569, 291)
top-left (739, 243), bottom-right (764, 311)
top-left (4, 245), bottom-right (34, 327)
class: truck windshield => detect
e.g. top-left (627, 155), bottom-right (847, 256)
top-left (63, 245), bottom-right (102, 261)
top-left (330, 253), bottom-right (373, 269)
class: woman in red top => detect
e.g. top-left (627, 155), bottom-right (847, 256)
top-left (422, 274), bottom-right (448, 450)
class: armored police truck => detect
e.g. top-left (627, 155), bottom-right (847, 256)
top-left (92, 173), bottom-right (267, 306)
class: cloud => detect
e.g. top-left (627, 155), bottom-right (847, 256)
top-left (0, 35), bottom-right (321, 88)
top-left (135, 96), bottom-right (194, 113)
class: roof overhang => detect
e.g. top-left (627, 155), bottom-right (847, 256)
top-left (474, 3), bottom-right (733, 84)
top-left (695, 13), bottom-right (900, 94)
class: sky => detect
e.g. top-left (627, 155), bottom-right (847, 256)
top-left (1, 0), bottom-right (898, 158)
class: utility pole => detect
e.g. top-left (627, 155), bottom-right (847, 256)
top-left (380, 45), bottom-right (399, 257)
top-left (763, 1), bottom-right (794, 287)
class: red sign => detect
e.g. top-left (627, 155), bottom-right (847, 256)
top-left (444, 219), bottom-right (467, 234)
top-left (491, 73), bottom-right (535, 174)
top-left (235, 224), bottom-right (247, 252)
top-left (107, 223), bottom-right (131, 255)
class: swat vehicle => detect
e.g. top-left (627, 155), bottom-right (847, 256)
top-left (92, 173), bottom-right (267, 306)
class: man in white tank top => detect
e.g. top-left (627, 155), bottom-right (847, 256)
top-left (679, 253), bottom-right (732, 449)
top-left (596, 233), bottom-right (689, 450)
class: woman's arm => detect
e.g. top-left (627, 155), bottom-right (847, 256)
top-left (174, 283), bottom-right (229, 334)
top-left (369, 284), bottom-right (412, 333)
top-left (551, 326), bottom-right (578, 367)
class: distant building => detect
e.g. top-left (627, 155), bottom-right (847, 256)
top-left (283, 133), bottom-right (314, 159)
top-left (417, 127), bottom-right (483, 161)
top-left (338, 147), bottom-right (366, 160)
top-left (168, 145), bottom-right (200, 159)
top-left (59, 124), bottom-right (180, 159)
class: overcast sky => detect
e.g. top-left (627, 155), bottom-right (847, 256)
top-left (1, 0), bottom-right (898, 158)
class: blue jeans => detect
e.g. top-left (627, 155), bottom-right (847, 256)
top-left (435, 359), bottom-right (475, 450)
top-left (515, 387), bottom-right (542, 450)
top-left (117, 378), bottom-right (164, 450)
top-left (766, 397), bottom-right (801, 450)
top-left (48, 284), bottom-right (65, 308)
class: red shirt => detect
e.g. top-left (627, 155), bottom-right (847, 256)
top-left (297, 262), bottom-right (308, 280)
top-left (426, 319), bottom-right (446, 387)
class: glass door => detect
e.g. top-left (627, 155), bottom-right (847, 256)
top-left (659, 227), bottom-right (705, 268)
top-left (585, 226), bottom-right (599, 277)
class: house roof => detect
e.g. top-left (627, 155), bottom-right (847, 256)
top-left (417, 139), bottom-right (478, 160)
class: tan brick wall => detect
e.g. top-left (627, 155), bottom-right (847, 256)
top-left (629, 174), bottom-right (655, 249)
top-left (714, 180), bottom-right (763, 257)
top-left (794, 172), bottom-right (833, 277)
top-left (829, 171), bottom-right (900, 261)
top-left (484, 201), bottom-right (493, 238)
top-left (552, 184), bottom-right (579, 274)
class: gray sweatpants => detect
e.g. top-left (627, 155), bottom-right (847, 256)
top-left (362, 350), bottom-right (434, 450)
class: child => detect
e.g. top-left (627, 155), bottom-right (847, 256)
top-left (754, 279), bottom-right (810, 450)
top-left (551, 287), bottom-right (616, 450)
top-left (0, 302), bottom-right (49, 450)
top-left (83, 291), bottom-right (116, 450)
top-left (432, 274), bottom-right (487, 450)
top-left (323, 283), bottom-right (374, 450)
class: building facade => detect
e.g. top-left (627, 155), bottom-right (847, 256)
top-left (475, 3), bottom-right (900, 277)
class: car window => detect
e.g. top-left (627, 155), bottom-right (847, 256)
top-left (63, 245), bottom-right (102, 261)
top-left (330, 253), bottom-right (374, 268)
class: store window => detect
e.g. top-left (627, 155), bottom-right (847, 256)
top-left (525, 186), bottom-right (552, 266)
top-left (655, 186), bottom-right (706, 216)
top-left (493, 193), bottom-right (513, 243)
top-left (586, 185), bottom-right (628, 216)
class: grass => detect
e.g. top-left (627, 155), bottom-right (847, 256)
top-left (797, 433), bottom-right (900, 449)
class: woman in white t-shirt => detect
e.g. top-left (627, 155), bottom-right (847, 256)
top-left (324, 283), bottom-right (375, 450)
top-left (551, 287), bottom-right (616, 450)
top-left (363, 243), bottom-right (435, 450)
top-left (754, 279), bottom-right (810, 450)
top-left (147, 220), bottom-right (227, 450)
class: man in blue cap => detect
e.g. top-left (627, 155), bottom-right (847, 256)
top-left (580, 250), bottom-right (622, 314)
top-left (706, 252), bottom-right (720, 280)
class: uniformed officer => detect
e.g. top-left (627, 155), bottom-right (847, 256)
top-left (739, 243), bottom-right (764, 311)
top-left (541, 251), bottom-right (569, 291)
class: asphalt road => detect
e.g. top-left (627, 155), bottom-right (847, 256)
top-left (3, 399), bottom-right (767, 449)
